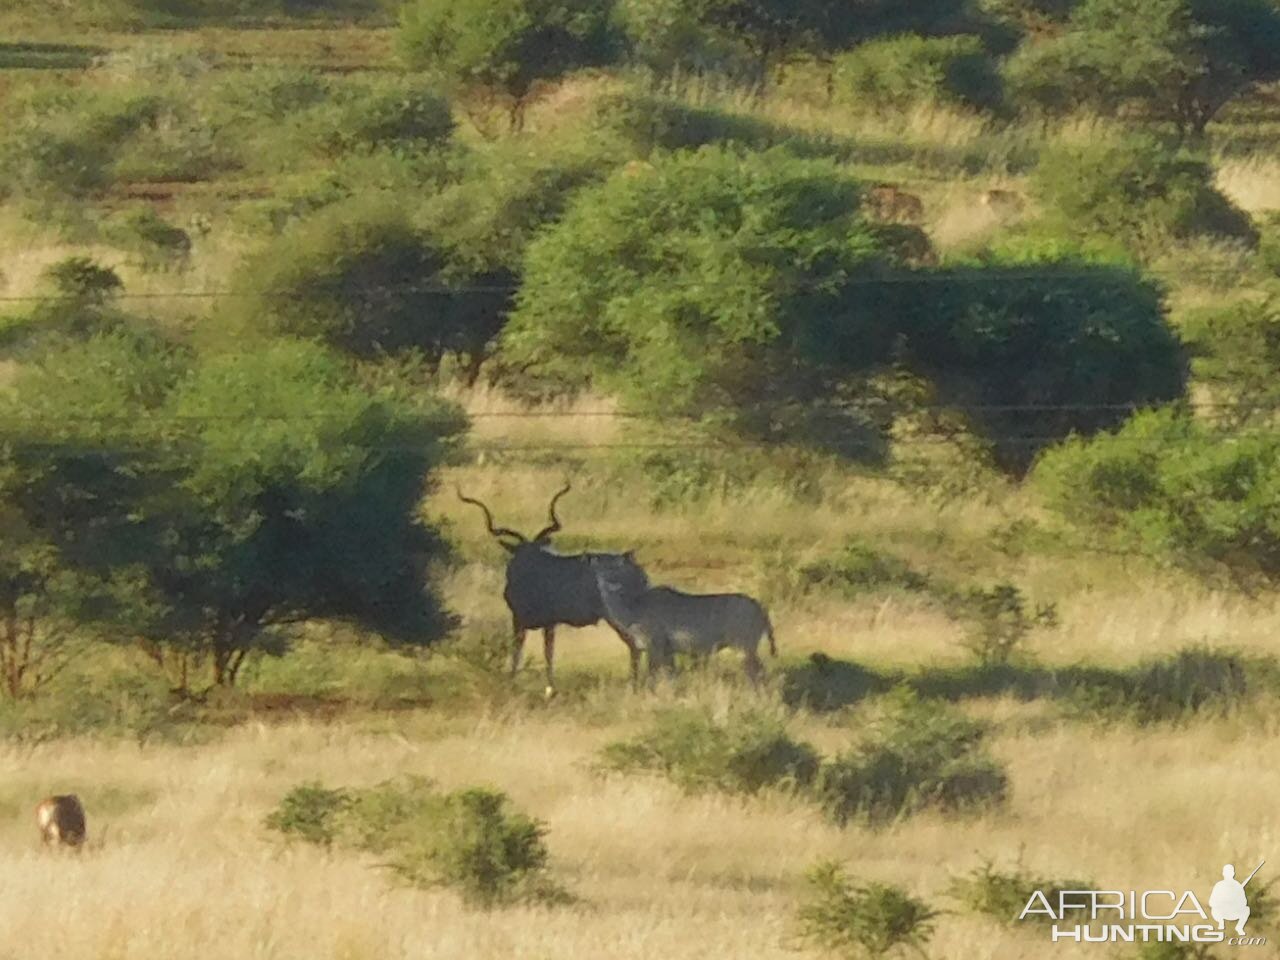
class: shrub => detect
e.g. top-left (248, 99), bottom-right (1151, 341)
top-left (796, 540), bottom-right (931, 598)
top-left (266, 778), bottom-right (565, 906)
top-left (599, 704), bottom-right (820, 795)
top-left (833, 34), bottom-right (1001, 112)
top-left (813, 689), bottom-right (1007, 826)
top-left (947, 860), bottom-right (1092, 925)
top-left (1035, 409), bottom-right (1280, 590)
top-left (1181, 293), bottom-right (1280, 424)
top-left (945, 582), bottom-right (1057, 666)
top-left (1031, 135), bottom-right (1257, 249)
top-left (321, 80), bottom-right (455, 154)
top-left (263, 783), bottom-right (351, 846)
top-left (888, 260), bottom-right (1188, 472)
top-left (795, 861), bottom-right (937, 959)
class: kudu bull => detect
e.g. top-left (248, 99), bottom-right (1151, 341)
top-left (457, 483), bottom-right (647, 696)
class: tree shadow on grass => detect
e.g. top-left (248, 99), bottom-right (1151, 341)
top-left (781, 648), bottom-right (1277, 724)
top-left (0, 42), bottom-right (105, 70)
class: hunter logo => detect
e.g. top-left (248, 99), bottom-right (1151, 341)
top-left (1020, 860), bottom-right (1267, 947)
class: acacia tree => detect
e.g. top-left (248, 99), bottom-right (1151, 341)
top-left (234, 196), bottom-right (509, 380)
top-left (1006, 0), bottom-right (1280, 135)
top-left (397, 0), bottom-right (621, 130)
top-left (0, 332), bottom-right (465, 690)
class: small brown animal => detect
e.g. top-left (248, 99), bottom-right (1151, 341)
top-left (36, 795), bottom-right (87, 849)
top-left (864, 184), bottom-right (926, 223)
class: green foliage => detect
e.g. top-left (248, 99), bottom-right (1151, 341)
top-left (813, 689), bottom-right (1007, 826)
top-left (945, 582), bottom-right (1057, 665)
top-left (319, 79), bottom-right (455, 154)
top-left (795, 539), bottom-right (931, 598)
top-left (232, 195), bottom-right (501, 368)
top-left (266, 777), bottom-right (565, 906)
top-left (1032, 135), bottom-right (1257, 249)
top-left (833, 34), bottom-right (1002, 112)
top-left (1005, 0), bottom-right (1280, 133)
top-left (397, 0), bottom-right (621, 125)
top-left (795, 860), bottom-right (938, 959)
top-left (503, 145), bottom-right (893, 426)
top-left (1182, 293), bottom-right (1280, 423)
top-left (887, 261), bottom-right (1188, 472)
top-left (105, 208), bottom-right (192, 272)
top-left (263, 783), bottom-right (352, 845)
top-left (947, 860), bottom-right (1092, 925)
top-left (1035, 408), bottom-right (1280, 589)
top-left (598, 703), bottom-right (820, 794)
top-left (0, 334), bottom-right (464, 689)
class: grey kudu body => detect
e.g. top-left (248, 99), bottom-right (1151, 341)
top-left (590, 555), bottom-right (777, 684)
top-left (457, 484), bottom-right (646, 694)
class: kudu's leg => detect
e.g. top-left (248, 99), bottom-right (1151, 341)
top-left (543, 626), bottom-right (557, 698)
top-left (628, 640), bottom-right (643, 692)
top-left (511, 618), bottom-right (527, 678)
top-left (744, 649), bottom-right (764, 687)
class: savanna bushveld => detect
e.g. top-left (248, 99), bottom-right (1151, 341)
top-left (1, 1), bottom-right (1280, 958)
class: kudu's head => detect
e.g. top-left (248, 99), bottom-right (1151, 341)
top-left (456, 483), bottom-right (572, 554)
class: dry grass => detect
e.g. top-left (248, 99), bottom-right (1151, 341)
top-left (3, 706), bottom-right (1276, 959)
top-left (1216, 157), bottom-right (1280, 214)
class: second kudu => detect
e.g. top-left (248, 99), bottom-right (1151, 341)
top-left (590, 554), bottom-right (778, 684)
top-left (457, 483), bottom-right (648, 695)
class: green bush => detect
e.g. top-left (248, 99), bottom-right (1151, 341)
top-left (1181, 293), bottom-right (1280, 424)
top-left (813, 689), bottom-right (1007, 826)
top-left (263, 783), bottom-right (351, 845)
top-left (503, 145), bottom-right (896, 422)
top-left (944, 582), bottom-right (1057, 666)
top-left (1031, 135), bottom-right (1257, 249)
top-left (266, 777), bottom-right (565, 906)
top-left (796, 540), bottom-right (931, 598)
top-left (947, 860), bottom-right (1092, 925)
top-left (1035, 408), bottom-right (1280, 590)
top-left (795, 861), bottom-right (938, 959)
top-left (321, 80), bottom-right (455, 154)
top-left (833, 34), bottom-right (1002, 112)
top-left (599, 704), bottom-right (820, 795)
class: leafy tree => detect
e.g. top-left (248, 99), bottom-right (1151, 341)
top-left (1035, 408), bottom-right (1280, 591)
top-left (397, 0), bottom-right (621, 130)
top-left (502, 146), bottom-right (897, 439)
top-left (1031, 134), bottom-right (1256, 249)
top-left (0, 334), bottom-right (464, 689)
top-left (1005, 0), bottom-right (1280, 135)
top-left (233, 195), bottom-right (506, 377)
